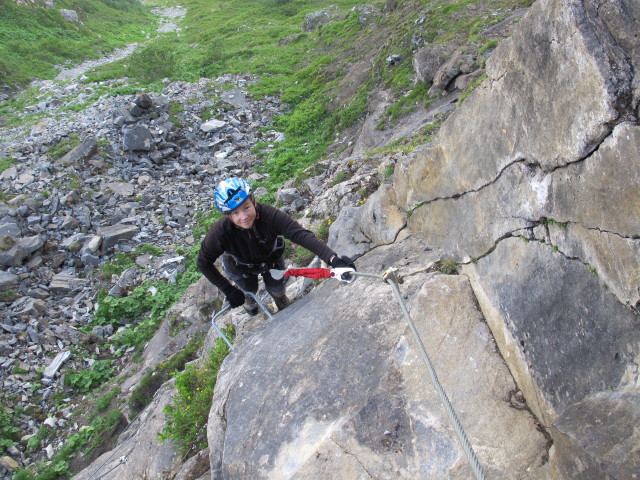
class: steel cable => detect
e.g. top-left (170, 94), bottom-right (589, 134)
top-left (353, 270), bottom-right (488, 480)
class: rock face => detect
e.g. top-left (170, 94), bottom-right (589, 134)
top-left (394, 0), bottom-right (640, 477)
top-left (207, 235), bottom-right (548, 479)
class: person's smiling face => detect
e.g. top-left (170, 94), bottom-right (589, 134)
top-left (229, 197), bottom-right (257, 229)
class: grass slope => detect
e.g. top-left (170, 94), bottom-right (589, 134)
top-left (0, 0), bottom-right (155, 88)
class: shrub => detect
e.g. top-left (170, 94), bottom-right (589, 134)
top-left (128, 333), bottom-right (205, 417)
top-left (128, 42), bottom-right (177, 82)
top-left (435, 257), bottom-right (459, 275)
top-left (65, 360), bottom-right (115, 392)
top-left (159, 327), bottom-right (234, 458)
top-left (0, 406), bottom-right (19, 454)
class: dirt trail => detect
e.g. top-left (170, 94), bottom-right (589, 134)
top-left (54, 6), bottom-right (187, 82)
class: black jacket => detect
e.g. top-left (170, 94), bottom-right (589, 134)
top-left (196, 203), bottom-right (335, 292)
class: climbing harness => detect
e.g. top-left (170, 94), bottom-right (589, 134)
top-left (211, 265), bottom-right (487, 480)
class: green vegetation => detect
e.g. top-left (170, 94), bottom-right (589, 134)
top-left (193, 209), bottom-right (223, 240)
top-left (0, 157), bottom-right (13, 173)
top-left (541, 217), bottom-right (569, 228)
top-left (332, 172), bottom-right (347, 185)
top-left (64, 360), bottom-right (115, 392)
top-left (159, 327), bottom-right (234, 458)
top-left (377, 83), bottom-right (433, 130)
top-left (47, 135), bottom-right (80, 160)
top-left (0, 288), bottom-right (18, 303)
top-left (0, 406), bottom-right (19, 454)
top-left (87, 246), bottom-right (200, 352)
top-left (0, 0), bottom-right (155, 89)
top-left (129, 333), bottom-right (206, 417)
top-left (435, 257), bottom-right (460, 275)
top-left (98, 244), bottom-right (164, 280)
top-left (13, 409), bottom-right (123, 480)
top-left (95, 387), bottom-right (121, 413)
top-left (67, 174), bottom-right (82, 190)
top-left (284, 238), bottom-right (315, 267)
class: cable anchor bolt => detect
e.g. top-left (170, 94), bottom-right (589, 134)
top-left (382, 267), bottom-right (403, 284)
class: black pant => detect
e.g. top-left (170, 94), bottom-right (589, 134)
top-left (222, 254), bottom-right (287, 297)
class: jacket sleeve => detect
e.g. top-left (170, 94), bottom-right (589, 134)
top-left (196, 220), bottom-right (234, 292)
top-left (265, 205), bottom-right (336, 264)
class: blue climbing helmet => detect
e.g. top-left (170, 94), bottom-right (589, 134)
top-left (214, 177), bottom-right (253, 214)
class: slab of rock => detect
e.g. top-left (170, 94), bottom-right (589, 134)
top-left (465, 238), bottom-right (640, 426)
top-left (97, 224), bottom-right (141, 252)
top-left (0, 271), bottom-right (19, 291)
top-left (43, 350), bottom-right (71, 380)
top-left (0, 235), bottom-right (45, 267)
top-left (357, 184), bottom-right (406, 246)
top-left (49, 269), bottom-right (89, 294)
top-left (327, 206), bottom-right (370, 260)
top-left (59, 135), bottom-right (97, 166)
top-left (200, 119), bottom-right (226, 133)
top-left (207, 236), bottom-right (548, 479)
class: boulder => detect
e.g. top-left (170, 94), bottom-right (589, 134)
top-left (327, 206), bottom-right (370, 260)
top-left (302, 9), bottom-right (339, 32)
top-left (0, 235), bottom-right (45, 267)
top-left (220, 89), bottom-right (249, 110)
top-left (357, 184), bottom-right (405, 246)
top-left (49, 269), bottom-right (89, 294)
top-left (97, 224), bottom-right (141, 252)
top-left (207, 236), bottom-right (548, 478)
top-left (59, 9), bottom-right (81, 23)
top-left (59, 136), bottom-right (97, 166)
top-left (0, 271), bottom-right (19, 291)
top-left (413, 44), bottom-right (456, 85)
top-left (123, 125), bottom-right (153, 151)
top-left (427, 49), bottom-right (478, 96)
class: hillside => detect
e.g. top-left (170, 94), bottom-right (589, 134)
top-left (1, 0), bottom-right (638, 479)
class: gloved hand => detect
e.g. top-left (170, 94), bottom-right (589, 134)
top-left (222, 285), bottom-right (245, 308)
top-left (330, 255), bottom-right (356, 270)
top-left (331, 255), bottom-right (356, 282)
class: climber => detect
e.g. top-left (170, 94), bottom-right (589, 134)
top-left (197, 177), bottom-right (355, 316)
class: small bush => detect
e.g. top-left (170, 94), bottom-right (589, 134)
top-left (0, 406), bottom-right (19, 454)
top-left (65, 360), bottom-right (115, 392)
top-left (128, 42), bottom-right (177, 82)
top-left (315, 217), bottom-right (333, 243)
top-left (435, 257), bottom-right (459, 275)
top-left (94, 387), bottom-right (120, 413)
top-left (129, 333), bottom-right (205, 417)
top-left (332, 172), bottom-right (347, 185)
top-left (159, 327), bottom-right (234, 458)
top-left (47, 135), bottom-right (79, 160)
